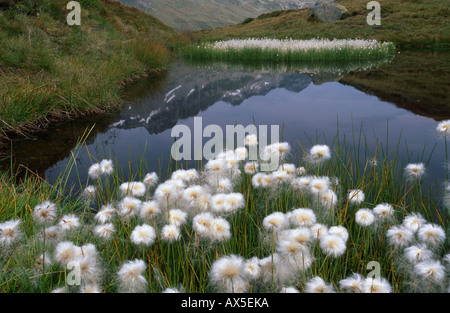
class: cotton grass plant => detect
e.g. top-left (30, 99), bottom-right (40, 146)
top-left (0, 120), bottom-right (448, 293)
top-left (183, 38), bottom-right (395, 63)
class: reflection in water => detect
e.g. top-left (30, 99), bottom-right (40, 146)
top-left (1, 51), bottom-right (449, 190)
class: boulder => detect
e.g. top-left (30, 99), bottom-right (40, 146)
top-left (312, 0), bottom-right (349, 23)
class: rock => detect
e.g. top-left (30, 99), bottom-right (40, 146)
top-left (312, 0), bottom-right (349, 23)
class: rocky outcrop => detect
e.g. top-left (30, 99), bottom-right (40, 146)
top-left (312, 0), bottom-right (348, 23)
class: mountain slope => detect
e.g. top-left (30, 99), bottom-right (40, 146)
top-left (117, 0), bottom-right (316, 30)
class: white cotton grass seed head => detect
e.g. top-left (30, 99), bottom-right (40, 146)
top-left (210, 194), bottom-right (227, 213)
top-left (119, 197), bottom-right (142, 219)
top-left (403, 213), bottom-right (426, 233)
top-left (205, 159), bottom-right (227, 173)
top-left (117, 259), bottom-right (147, 293)
top-left (319, 189), bottom-right (338, 209)
top-left (362, 277), bottom-right (392, 293)
top-left (347, 189), bottom-right (365, 205)
top-left (276, 142), bottom-right (291, 157)
top-left (192, 212), bottom-right (215, 238)
top-left (272, 170), bottom-right (291, 184)
top-left (305, 276), bottom-right (335, 293)
top-left (417, 223), bottom-right (446, 247)
top-left (308, 145), bottom-right (331, 164)
top-left (309, 177), bottom-right (330, 195)
top-left (251, 173), bottom-right (264, 188)
top-left (386, 226), bottom-right (414, 248)
top-left (243, 257), bottom-right (261, 281)
top-left (80, 284), bottom-right (102, 293)
top-left (143, 172), bottom-right (159, 187)
top-left (184, 169), bottom-right (199, 183)
top-left (436, 120), bottom-right (450, 137)
top-left (38, 252), bottom-right (52, 269)
top-left (319, 234), bottom-right (347, 257)
top-left (119, 182), bottom-right (146, 198)
top-left (216, 178), bottom-right (232, 193)
top-left (154, 181), bottom-right (179, 204)
top-left (79, 243), bottom-right (98, 260)
top-left (297, 166), bottom-right (306, 175)
top-left (404, 244), bottom-right (433, 264)
top-left (210, 217), bottom-right (231, 242)
top-left (161, 224), bottom-right (181, 242)
top-left (244, 162), bottom-right (258, 175)
top-left (94, 223), bottom-right (115, 241)
top-left (168, 209), bottom-right (188, 227)
top-left (263, 212), bottom-right (288, 232)
top-left (41, 226), bottom-right (61, 243)
top-left (278, 163), bottom-right (296, 176)
top-left (88, 163), bottom-right (102, 179)
top-left (171, 169), bottom-right (188, 181)
top-left (54, 241), bottom-right (78, 266)
top-left (287, 227), bottom-right (313, 246)
top-left (234, 147), bottom-right (248, 160)
top-left (76, 255), bottom-right (101, 285)
top-left (0, 219), bottom-right (22, 247)
top-left (33, 200), bottom-right (58, 225)
top-left (94, 204), bottom-right (116, 224)
top-left (83, 185), bottom-right (96, 198)
top-left (225, 193), bottom-right (245, 213)
top-left (210, 255), bottom-right (246, 291)
top-left (355, 208), bottom-right (375, 227)
top-left (328, 226), bottom-right (349, 242)
top-left (260, 174), bottom-right (275, 188)
top-left (444, 254), bottom-right (450, 265)
top-left (245, 134), bottom-right (258, 147)
top-left (182, 185), bottom-right (206, 204)
top-left (289, 208), bottom-right (316, 227)
top-left (58, 214), bottom-right (80, 232)
top-left (277, 238), bottom-right (308, 257)
top-left (373, 203), bottom-right (395, 221)
top-left (310, 223), bottom-right (328, 240)
top-left (140, 201), bottom-right (160, 221)
top-left (100, 159), bottom-right (114, 176)
top-left (339, 273), bottom-right (365, 293)
top-left (130, 224), bottom-right (156, 246)
top-left (405, 163), bottom-right (425, 180)
top-left (414, 260), bottom-right (446, 283)
top-left (280, 286), bottom-right (300, 293)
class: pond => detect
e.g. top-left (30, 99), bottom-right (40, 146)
top-left (1, 50), bottom-right (449, 191)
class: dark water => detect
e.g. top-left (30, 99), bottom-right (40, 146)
top-left (2, 50), bottom-right (449, 190)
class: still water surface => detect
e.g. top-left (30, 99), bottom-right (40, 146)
top-left (2, 51), bottom-right (449, 191)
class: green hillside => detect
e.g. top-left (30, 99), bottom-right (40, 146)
top-left (194, 0), bottom-right (450, 48)
top-left (0, 0), bottom-right (183, 142)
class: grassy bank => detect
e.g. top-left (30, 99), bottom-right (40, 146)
top-left (1, 123), bottom-right (448, 293)
top-left (0, 0), bottom-right (185, 143)
top-left (193, 0), bottom-right (450, 49)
